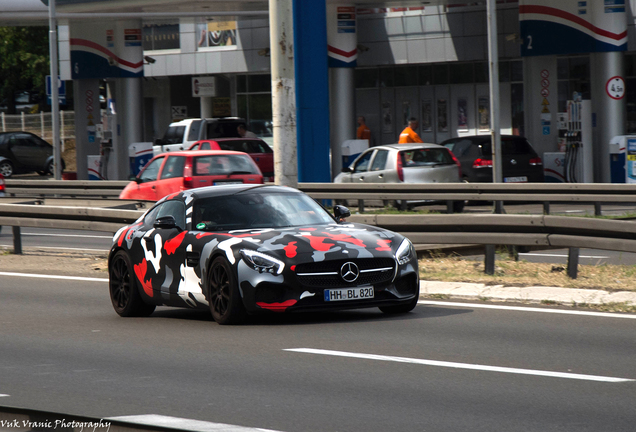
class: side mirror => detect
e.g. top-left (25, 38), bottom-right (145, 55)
top-left (154, 138), bottom-right (163, 145)
top-left (333, 205), bottom-right (351, 222)
top-left (154, 215), bottom-right (177, 230)
top-left (341, 166), bottom-right (354, 173)
top-left (131, 176), bottom-right (142, 184)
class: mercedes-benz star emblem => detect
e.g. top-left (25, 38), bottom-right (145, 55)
top-left (340, 262), bottom-right (360, 283)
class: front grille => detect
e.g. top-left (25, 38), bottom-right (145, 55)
top-left (295, 258), bottom-right (395, 288)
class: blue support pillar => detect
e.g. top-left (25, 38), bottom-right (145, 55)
top-left (293, 0), bottom-right (331, 183)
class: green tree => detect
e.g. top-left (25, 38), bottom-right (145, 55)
top-left (0, 26), bottom-right (50, 113)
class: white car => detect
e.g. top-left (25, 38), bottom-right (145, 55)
top-left (334, 143), bottom-right (464, 211)
top-left (153, 117), bottom-right (246, 154)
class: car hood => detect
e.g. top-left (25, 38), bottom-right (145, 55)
top-left (197, 222), bottom-right (404, 261)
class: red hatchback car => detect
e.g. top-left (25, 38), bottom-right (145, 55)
top-left (188, 138), bottom-right (274, 181)
top-left (119, 150), bottom-right (263, 201)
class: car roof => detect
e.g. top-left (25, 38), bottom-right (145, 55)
top-left (185, 184), bottom-right (298, 200)
top-left (155, 150), bottom-right (249, 157)
top-left (374, 143), bottom-right (448, 151)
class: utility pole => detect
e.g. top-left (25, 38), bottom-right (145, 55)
top-left (48, 0), bottom-right (62, 180)
top-left (269, 0), bottom-right (298, 188)
top-left (487, 0), bottom-right (503, 213)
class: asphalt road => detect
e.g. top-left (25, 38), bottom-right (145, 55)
top-left (1, 273), bottom-right (635, 431)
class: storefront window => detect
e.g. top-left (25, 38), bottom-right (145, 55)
top-left (394, 66), bottom-right (418, 86)
top-left (196, 20), bottom-right (237, 49)
top-left (355, 69), bottom-right (379, 88)
top-left (418, 65), bottom-right (432, 86)
top-left (380, 68), bottom-right (394, 87)
top-left (433, 64), bottom-right (449, 84)
top-left (143, 23), bottom-right (180, 51)
top-left (474, 62), bottom-right (488, 83)
top-left (236, 74), bottom-right (273, 142)
top-left (450, 63), bottom-right (474, 84)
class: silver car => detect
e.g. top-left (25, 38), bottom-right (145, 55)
top-left (334, 143), bottom-right (463, 211)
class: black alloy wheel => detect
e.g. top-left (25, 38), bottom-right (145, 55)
top-left (208, 256), bottom-right (247, 325)
top-left (109, 250), bottom-right (156, 317)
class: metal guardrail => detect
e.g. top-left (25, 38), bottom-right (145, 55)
top-left (2, 201), bottom-right (635, 278)
top-left (5, 180), bottom-right (636, 215)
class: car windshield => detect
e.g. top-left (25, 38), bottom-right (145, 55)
top-left (193, 190), bottom-right (335, 230)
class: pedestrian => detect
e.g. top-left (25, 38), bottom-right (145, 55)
top-left (238, 123), bottom-right (258, 138)
top-left (398, 117), bottom-right (423, 143)
top-left (356, 116), bottom-right (371, 141)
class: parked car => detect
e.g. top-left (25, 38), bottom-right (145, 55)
top-left (440, 135), bottom-right (544, 183)
top-left (334, 143), bottom-right (464, 211)
top-left (153, 117), bottom-right (246, 153)
top-left (108, 184), bottom-right (419, 324)
top-left (119, 150), bottom-right (263, 201)
top-left (189, 138), bottom-right (274, 181)
top-left (0, 132), bottom-right (65, 178)
top-left (0, 173), bottom-right (5, 197)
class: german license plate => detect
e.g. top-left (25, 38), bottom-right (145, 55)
top-left (324, 287), bottom-right (374, 302)
top-left (504, 176), bottom-right (528, 183)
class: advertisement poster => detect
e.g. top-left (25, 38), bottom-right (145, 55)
top-left (457, 98), bottom-right (468, 130)
top-left (478, 96), bottom-right (490, 130)
top-left (421, 100), bottom-right (432, 132)
top-left (197, 21), bottom-right (237, 49)
top-left (382, 101), bottom-right (393, 134)
top-left (437, 99), bottom-right (448, 132)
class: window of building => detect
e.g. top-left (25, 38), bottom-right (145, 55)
top-left (236, 74), bottom-right (273, 141)
top-left (450, 63), bottom-right (474, 84)
top-left (143, 23), bottom-right (180, 51)
top-left (355, 69), bottom-right (379, 88)
top-left (625, 54), bottom-right (636, 133)
top-left (556, 55), bottom-right (590, 112)
top-left (196, 20), bottom-right (237, 50)
top-left (394, 66), bottom-right (418, 86)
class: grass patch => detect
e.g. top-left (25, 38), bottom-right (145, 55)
top-left (419, 253), bottom-right (636, 292)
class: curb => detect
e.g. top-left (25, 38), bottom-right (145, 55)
top-left (419, 280), bottom-right (636, 307)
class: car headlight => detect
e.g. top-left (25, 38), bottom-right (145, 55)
top-left (396, 238), bottom-right (414, 265)
top-left (240, 249), bottom-right (285, 275)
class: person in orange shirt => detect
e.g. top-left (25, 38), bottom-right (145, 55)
top-left (398, 117), bottom-right (423, 143)
top-left (356, 116), bottom-right (371, 141)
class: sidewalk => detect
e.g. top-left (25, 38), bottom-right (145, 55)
top-left (420, 280), bottom-right (636, 307)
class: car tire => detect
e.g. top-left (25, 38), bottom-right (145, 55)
top-left (109, 250), bottom-right (156, 317)
top-left (379, 294), bottom-right (419, 314)
top-left (0, 161), bottom-right (14, 178)
top-left (207, 256), bottom-right (247, 325)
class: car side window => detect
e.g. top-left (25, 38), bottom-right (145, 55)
top-left (187, 120), bottom-right (202, 141)
top-left (155, 200), bottom-right (186, 230)
top-left (160, 156), bottom-right (185, 179)
top-left (370, 150), bottom-right (388, 171)
top-left (353, 150), bottom-right (374, 173)
top-left (139, 157), bottom-right (165, 182)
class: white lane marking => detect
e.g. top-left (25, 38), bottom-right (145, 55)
top-left (285, 348), bottom-right (634, 383)
top-left (0, 245), bottom-right (109, 253)
top-left (0, 272), bottom-right (108, 282)
top-left (520, 253), bottom-right (610, 259)
top-left (418, 301), bottom-right (636, 319)
top-left (0, 394), bottom-right (9, 397)
top-left (107, 414), bottom-right (281, 432)
top-left (13, 232), bottom-right (112, 239)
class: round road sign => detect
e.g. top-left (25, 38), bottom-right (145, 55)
top-left (606, 76), bottom-right (625, 100)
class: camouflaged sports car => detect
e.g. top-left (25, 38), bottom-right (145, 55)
top-left (108, 184), bottom-right (419, 324)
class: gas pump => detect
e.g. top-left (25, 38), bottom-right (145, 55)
top-left (99, 110), bottom-right (114, 180)
top-left (561, 99), bottom-right (593, 183)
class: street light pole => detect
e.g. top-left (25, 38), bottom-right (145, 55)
top-left (487, 0), bottom-right (503, 213)
top-left (48, 0), bottom-right (62, 180)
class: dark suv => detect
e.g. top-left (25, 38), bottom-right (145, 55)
top-left (440, 135), bottom-right (544, 183)
top-left (0, 132), bottom-right (65, 178)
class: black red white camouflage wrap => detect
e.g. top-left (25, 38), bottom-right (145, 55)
top-left (109, 185), bottom-right (419, 315)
